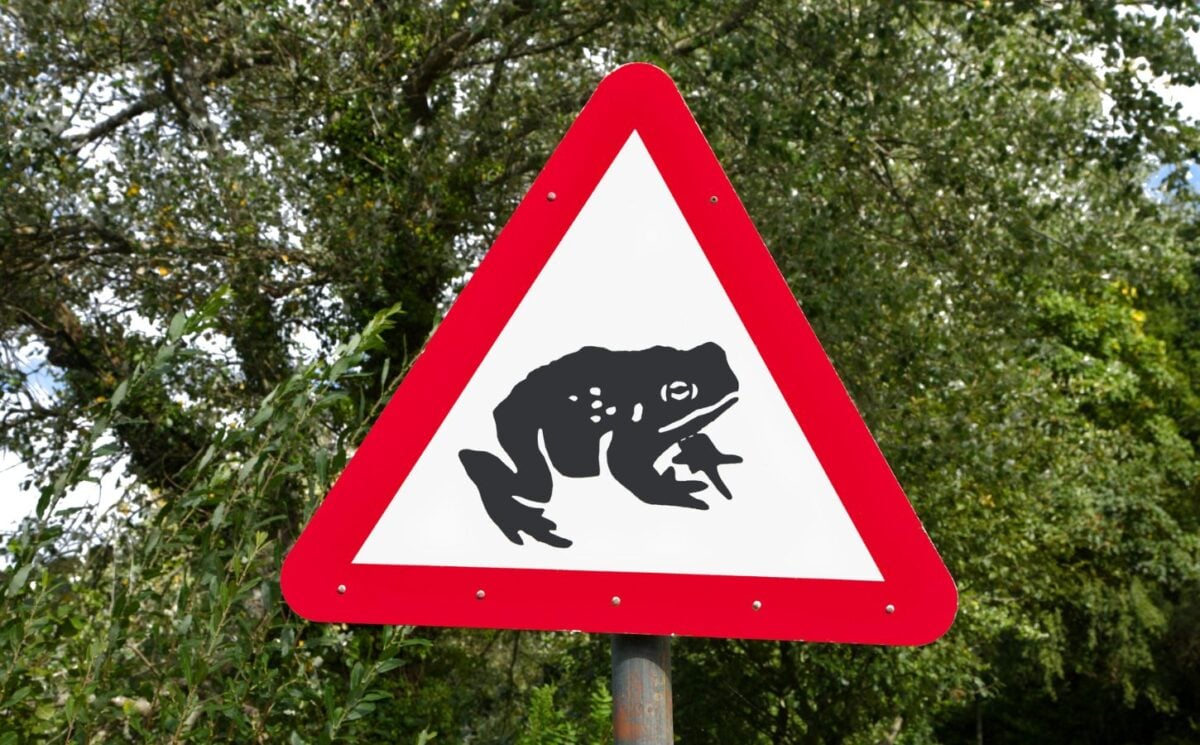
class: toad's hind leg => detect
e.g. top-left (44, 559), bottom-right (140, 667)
top-left (459, 450), bottom-right (571, 548)
top-left (458, 401), bottom-right (569, 548)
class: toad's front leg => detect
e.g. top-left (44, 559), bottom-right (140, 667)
top-left (607, 436), bottom-right (709, 509)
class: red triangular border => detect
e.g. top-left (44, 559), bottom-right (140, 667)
top-left (282, 63), bottom-right (956, 644)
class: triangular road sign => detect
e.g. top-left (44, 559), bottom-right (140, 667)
top-left (282, 63), bottom-right (956, 644)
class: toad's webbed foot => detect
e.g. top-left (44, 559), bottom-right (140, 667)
top-left (459, 450), bottom-right (572, 548)
top-left (673, 433), bottom-right (742, 500)
top-left (489, 498), bottom-right (572, 549)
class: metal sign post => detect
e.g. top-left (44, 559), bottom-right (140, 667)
top-left (612, 634), bottom-right (672, 744)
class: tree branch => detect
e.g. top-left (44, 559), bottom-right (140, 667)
top-left (457, 13), bottom-right (615, 70)
top-left (672, 0), bottom-right (760, 55)
top-left (401, 1), bottom-right (537, 123)
top-left (64, 50), bottom-right (276, 149)
top-left (66, 92), bottom-right (169, 149)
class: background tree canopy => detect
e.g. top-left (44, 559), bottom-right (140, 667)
top-left (2, 1), bottom-right (1199, 742)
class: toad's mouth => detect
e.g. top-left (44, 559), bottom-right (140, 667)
top-left (658, 391), bottom-right (739, 434)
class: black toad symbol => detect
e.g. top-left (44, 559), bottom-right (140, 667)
top-left (459, 342), bottom-right (742, 548)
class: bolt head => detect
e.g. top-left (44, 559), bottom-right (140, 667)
top-left (611, 596), bottom-right (621, 606)
top-left (885, 603), bottom-right (896, 614)
top-left (336, 584), bottom-right (346, 595)
top-left (752, 600), bottom-right (762, 611)
top-left (476, 589), bottom-right (486, 600)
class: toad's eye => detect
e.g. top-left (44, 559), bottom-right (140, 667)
top-left (660, 381), bottom-right (698, 402)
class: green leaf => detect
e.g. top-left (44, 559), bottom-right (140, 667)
top-left (195, 444), bottom-right (217, 474)
top-left (236, 455), bottom-right (260, 484)
top-left (210, 502), bottom-right (226, 530)
top-left (4, 686), bottom-right (32, 707)
top-left (91, 442), bottom-right (121, 458)
top-left (329, 356), bottom-right (351, 380)
top-left (248, 404), bottom-right (274, 429)
top-left (110, 379), bottom-right (130, 409)
top-left (167, 311), bottom-right (187, 342)
top-left (6, 563), bottom-right (34, 597)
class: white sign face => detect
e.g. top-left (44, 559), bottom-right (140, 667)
top-left (354, 132), bottom-right (881, 582)
top-left (285, 65), bottom-right (955, 644)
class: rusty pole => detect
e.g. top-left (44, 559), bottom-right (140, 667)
top-left (611, 635), bottom-right (673, 744)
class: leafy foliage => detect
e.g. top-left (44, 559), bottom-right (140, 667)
top-left (1, 1), bottom-right (1199, 743)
